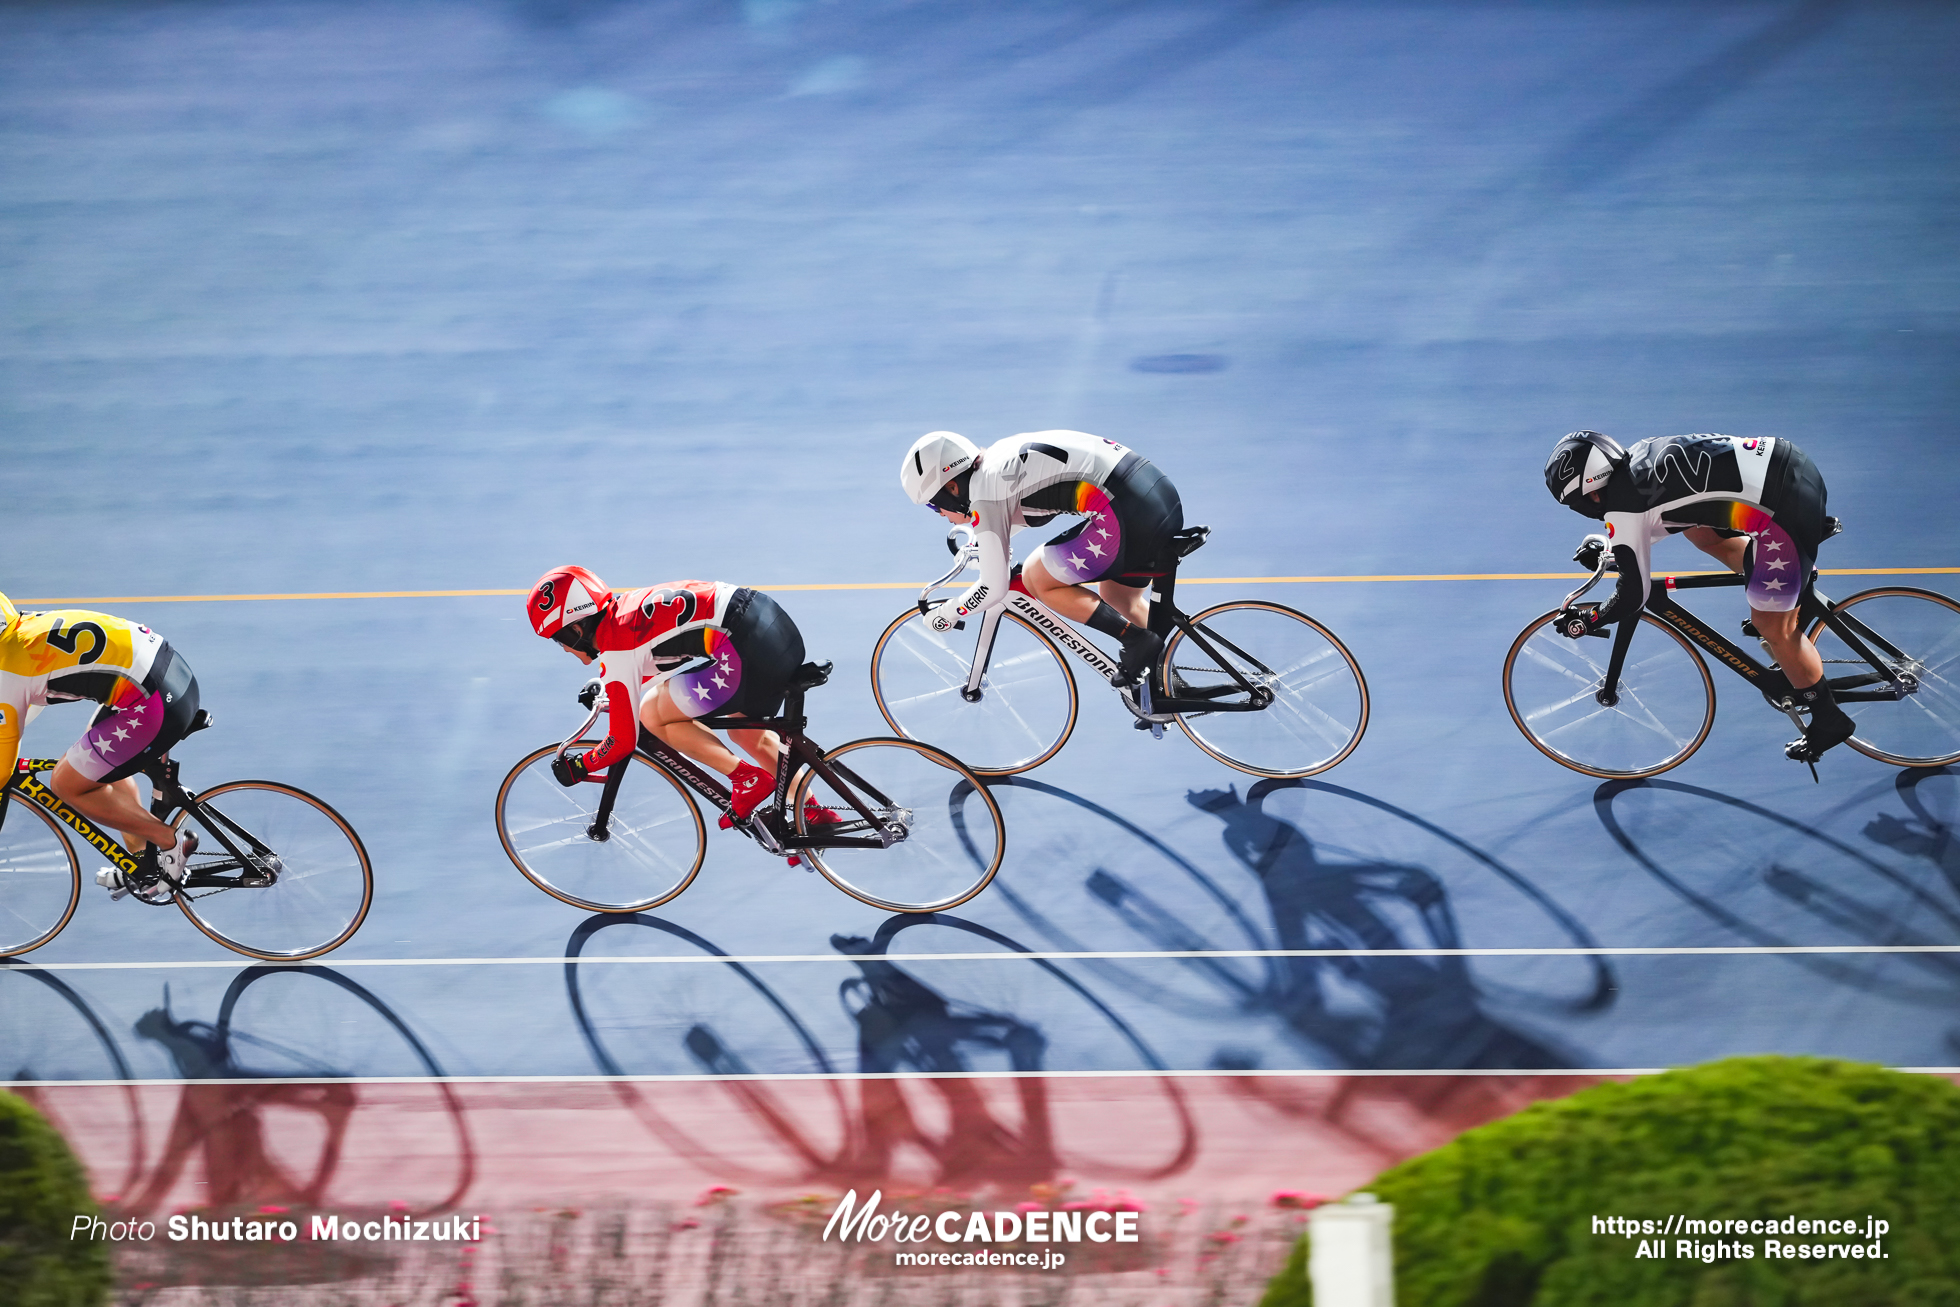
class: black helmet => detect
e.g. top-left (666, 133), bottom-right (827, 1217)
top-left (1544, 431), bottom-right (1627, 518)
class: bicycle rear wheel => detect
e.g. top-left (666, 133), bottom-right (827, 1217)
top-left (1166, 601), bottom-right (1369, 778)
top-left (1503, 611), bottom-right (1715, 778)
top-left (1808, 587), bottom-right (1960, 768)
top-left (0, 791), bottom-right (81, 957)
top-left (791, 738), bottom-right (1005, 913)
top-left (174, 782), bottom-right (373, 961)
top-left (496, 741), bottom-right (706, 912)
top-left (870, 607), bottom-right (1077, 776)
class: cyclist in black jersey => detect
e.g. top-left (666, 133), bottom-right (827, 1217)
top-left (1544, 431), bottom-right (1855, 763)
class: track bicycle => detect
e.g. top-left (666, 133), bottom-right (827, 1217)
top-left (869, 524), bottom-right (1370, 778)
top-left (1503, 526), bottom-right (1960, 779)
top-left (495, 660), bottom-right (1006, 914)
top-left (0, 712), bottom-right (374, 960)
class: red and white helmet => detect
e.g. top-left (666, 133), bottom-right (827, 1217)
top-left (527, 565), bottom-right (612, 643)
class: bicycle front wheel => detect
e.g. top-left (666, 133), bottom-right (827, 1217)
top-left (1165, 601), bottom-right (1370, 778)
top-left (1503, 611), bottom-right (1716, 778)
top-left (0, 791), bottom-right (81, 957)
top-left (175, 782), bottom-right (373, 960)
top-left (1808, 587), bottom-right (1960, 768)
top-left (870, 607), bottom-right (1077, 775)
top-left (791, 738), bottom-right (1005, 913)
top-left (496, 742), bottom-right (706, 912)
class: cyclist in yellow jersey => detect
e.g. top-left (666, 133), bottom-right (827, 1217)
top-left (0, 592), bottom-right (202, 889)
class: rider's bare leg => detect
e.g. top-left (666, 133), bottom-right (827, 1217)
top-left (1683, 527), bottom-right (1824, 687)
top-left (1683, 527), bottom-right (1747, 573)
top-left (726, 727), bottom-right (784, 772)
top-left (1749, 606), bottom-right (1824, 688)
top-left (49, 763), bottom-right (177, 853)
top-left (1023, 558), bottom-right (1150, 626)
top-left (639, 686), bottom-right (747, 777)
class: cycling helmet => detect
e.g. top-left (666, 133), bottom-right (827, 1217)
top-left (901, 431), bottom-right (981, 509)
top-left (0, 591), bottom-right (17, 638)
top-left (1544, 430), bottom-right (1627, 518)
top-left (527, 566), bottom-right (611, 653)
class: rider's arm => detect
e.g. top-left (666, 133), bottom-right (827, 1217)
top-left (585, 655), bottom-right (641, 771)
top-left (1591, 510), bottom-right (1654, 625)
top-left (930, 499), bottom-right (1015, 632)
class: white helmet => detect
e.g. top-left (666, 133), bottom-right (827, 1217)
top-left (901, 431), bottom-right (981, 506)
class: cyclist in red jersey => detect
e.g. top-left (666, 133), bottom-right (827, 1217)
top-left (525, 567), bottom-right (811, 821)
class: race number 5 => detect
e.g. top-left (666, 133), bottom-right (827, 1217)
top-left (45, 619), bottom-right (106, 664)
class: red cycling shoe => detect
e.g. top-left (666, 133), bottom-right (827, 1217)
top-left (727, 761), bottom-right (774, 821)
top-left (802, 796), bottom-right (843, 827)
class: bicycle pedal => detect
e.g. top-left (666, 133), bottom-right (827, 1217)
top-left (1149, 722), bottom-right (1164, 741)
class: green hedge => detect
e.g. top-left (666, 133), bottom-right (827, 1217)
top-left (0, 1091), bottom-right (111, 1306)
top-left (1260, 1057), bottom-right (1960, 1307)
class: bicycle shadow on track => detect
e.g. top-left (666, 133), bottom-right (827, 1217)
top-left (562, 911), bottom-right (1197, 1191)
top-left (989, 776), bottom-right (1613, 1046)
top-left (2, 961), bottom-right (147, 1202)
top-left (1594, 770), bottom-right (1960, 1010)
top-left (123, 965), bottom-right (475, 1218)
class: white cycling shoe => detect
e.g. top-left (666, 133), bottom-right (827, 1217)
top-left (98, 831), bottom-right (196, 902)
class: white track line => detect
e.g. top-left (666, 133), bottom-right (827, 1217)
top-left (11, 1067), bottom-right (1960, 1088)
top-left (11, 944), bottom-right (1960, 971)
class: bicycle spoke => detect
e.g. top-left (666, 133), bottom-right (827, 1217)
top-left (174, 782), bottom-right (372, 960)
top-left (1170, 603), bottom-right (1368, 778)
top-left (872, 608), bottom-right (1075, 774)
top-left (796, 740), bottom-right (1004, 913)
top-left (1814, 590), bottom-right (1960, 767)
top-left (496, 744), bottom-right (705, 912)
top-left (1506, 612), bottom-right (1713, 777)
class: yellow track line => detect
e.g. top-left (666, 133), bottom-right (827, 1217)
top-left (18, 567), bottom-right (1958, 606)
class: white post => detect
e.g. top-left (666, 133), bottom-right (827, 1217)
top-left (1307, 1192), bottom-right (1395, 1307)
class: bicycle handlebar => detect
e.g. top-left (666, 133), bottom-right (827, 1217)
top-left (918, 526), bottom-right (983, 605)
top-left (559, 698), bottom-right (605, 760)
top-left (1561, 557), bottom-right (1613, 612)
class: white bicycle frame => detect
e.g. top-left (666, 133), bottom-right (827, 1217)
top-left (917, 533), bottom-right (1170, 728)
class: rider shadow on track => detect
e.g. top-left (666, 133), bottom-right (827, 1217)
top-left (1183, 782), bottom-right (1569, 1074)
top-left (122, 967), bottom-right (474, 1219)
top-left (822, 920), bottom-right (1197, 1189)
top-left (829, 930), bottom-right (1059, 1187)
top-left (127, 984), bottom-right (357, 1213)
top-left (1860, 768), bottom-right (1960, 900)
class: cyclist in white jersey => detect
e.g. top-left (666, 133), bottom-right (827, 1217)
top-left (901, 430), bottom-right (1184, 687)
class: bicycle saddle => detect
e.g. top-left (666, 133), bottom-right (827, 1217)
top-left (1168, 526), bottom-right (1211, 559)
top-left (792, 661), bottom-right (833, 690)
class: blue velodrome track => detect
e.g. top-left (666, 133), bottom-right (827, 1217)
top-left (4, 0), bottom-right (1959, 1106)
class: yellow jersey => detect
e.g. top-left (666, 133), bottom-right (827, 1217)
top-left (1, 591), bottom-right (168, 778)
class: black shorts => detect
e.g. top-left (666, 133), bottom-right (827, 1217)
top-left (1743, 442), bottom-right (1828, 609)
top-left (715, 589), bottom-right (805, 720)
top-left (1037, 453), bottom-right (1185, 589)
top-left (69, 644), bottom-right (201, 784)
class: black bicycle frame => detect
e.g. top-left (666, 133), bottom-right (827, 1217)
top-left (3, 754), bottom-right (278, 893)
top-left (1593, 571), bottom-right (1913, 708)
top-left (582, 680), bottom-right (891, 853)
top-left (1141, 567), bottom-right (1276, 714)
